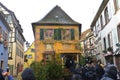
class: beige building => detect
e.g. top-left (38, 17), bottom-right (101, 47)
top-left (0, 2), bottom-right (25, 76)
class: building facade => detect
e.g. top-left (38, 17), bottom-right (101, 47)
top-left (0, 3), bottom-right (25, 76)
top-left (90, 0), bottom-right (120, 69)
top-left (24, 42), bottom-right (35, 69)
top-left (80, 29), bottom-right (94, 56)
top-left (0, 12), bottom-right (11, 71)
top-left (32, 6), bottom-right (82, 64)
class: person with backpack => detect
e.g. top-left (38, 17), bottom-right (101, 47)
top-left (21, 68), bottom-right (36, 80)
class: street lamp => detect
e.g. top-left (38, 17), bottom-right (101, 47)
top-left (26, 41), bottom-right (30, 48)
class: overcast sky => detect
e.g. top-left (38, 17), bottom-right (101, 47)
top-left (1, 0), bottom-right (102, 44)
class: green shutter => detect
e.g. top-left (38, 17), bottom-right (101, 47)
top-left (58, 29), bottom-right (61, 40)
top-left (54, 29), bottom-right (57, 40)
top-left (54, 29), bottom-right (61, 40)
top-left (71, 29), bottom-right (75, 40)
top-left (40, 29), bottom-right (44, 40)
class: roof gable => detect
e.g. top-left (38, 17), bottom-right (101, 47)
top-left (33, 5), bottom-right (80, 25)
top-left (80, 28), bottom-right (91, 41)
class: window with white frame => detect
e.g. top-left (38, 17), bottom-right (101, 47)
top-left (27, 54), bottom-right (32, 59)
top-left (104, 7), bottom-right (109, 24)
top-left (108, 32), bottom-right (113, 47)
top-left (103, 37), bottom-right (107, 50)
top-left (117, 24), bottom-right (120, 42)
top-left (100, 15), bottom-right (103, 29)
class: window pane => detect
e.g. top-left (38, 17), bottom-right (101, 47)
top-left (104, 7), bottom-right (109, 24)
top-left (31, 49), bottom-right (35, 52)
top-left (44, 29), bottom-right (54, 40)
top-left (103, 37), bottom-right (107, 50)
top-left (62, 29), bottom-right (71, 40)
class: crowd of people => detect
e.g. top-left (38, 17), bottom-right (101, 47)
top-left (0, 67), bottom-right (36, 80)
top-left (0, 57), bottom-right (120, 80)
top-left (65, 57), bottom-right (119, 80)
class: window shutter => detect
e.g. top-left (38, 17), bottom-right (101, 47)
top-left (40, 29), bottom-right (44, 40)
top-left (54, 29), bottom-right (61, 40)
top-left (54, 29), bottom-right (57, 40)
top-left (71, 29), bottom-right (75, 40)
top-left (58, 29), bottom-right (61, 40)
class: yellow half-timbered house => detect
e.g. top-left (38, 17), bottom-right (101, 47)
top-left (32, 5), bottom-right (82, 64)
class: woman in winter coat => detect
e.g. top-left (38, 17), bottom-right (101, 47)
top-left (100, 64), bottom-right (117, 80)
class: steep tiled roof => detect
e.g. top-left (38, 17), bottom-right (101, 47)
top-left (80, 28), bottom-right (91, 41)
top-left (32, 5), bottom-right (81, 25)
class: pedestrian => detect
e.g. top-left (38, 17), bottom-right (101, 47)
top-left (83, 60), bottom-right (97, 80)
top-left (0, 68), bottom-right (14, 80)
top-left (71, 64), bottom-right (83, 80)
top-left (21, 68), bottom-right (36, 80)
top-left (17, 67), bottom-right (23, 80)
top-left (100, 64), bottom-right (117, 80)
top-left (95, 60), bottom-right (105, 80)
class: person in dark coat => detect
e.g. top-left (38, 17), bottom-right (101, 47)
top-left (83, 60), bottom-right (97, 80)
top-left (95, 60), bottom-right (105, 80)
top-left (21, 68), bottom-right (36, 80)
top-left (71, 64), bottom-right (83, 80)
top-left (100, 64), bottom-right (118, 80)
